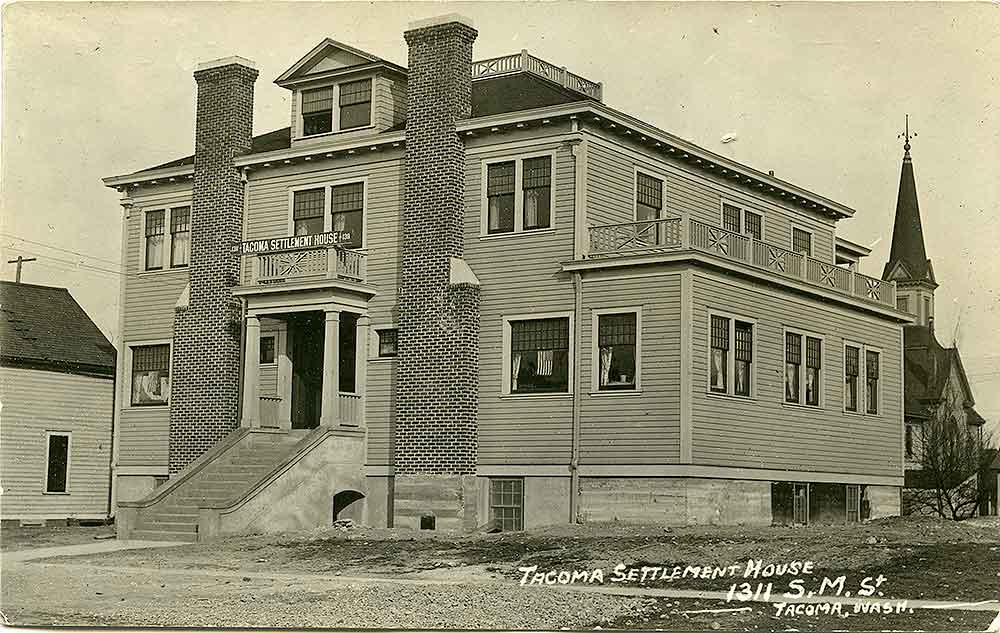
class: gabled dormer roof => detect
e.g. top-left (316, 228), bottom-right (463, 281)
top-left (274, 38), bottom-right (407, 88)
top-left (882, 129), bottom-right (936, 285)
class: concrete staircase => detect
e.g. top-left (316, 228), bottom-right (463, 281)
top-left (126, 430), bottom-right (308, 542)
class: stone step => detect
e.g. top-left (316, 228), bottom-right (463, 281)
top-left (137, 520), bottom-right (198, 533)
top-left (128, 529), bottom-right (196, 543)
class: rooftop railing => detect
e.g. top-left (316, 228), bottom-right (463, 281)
top-left (586, 216), bottom-right (896, 308)
top-left (472, 50), bottom-right (603, 101)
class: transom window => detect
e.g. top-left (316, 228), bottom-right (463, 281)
top-left (290, 182), bottom-right (365, 247)
top-left (377, 329), bottom-right (398, 358)
top-left (131, 344), bottom-right (170, 406)
top-left (636, 172), bottom-right (663, 221)
top-left (490, 478), bottom-right (524, 532)
top-left (721, 202), bottom-right (763, 240)
top-left (596, 311), bottom-right (638, 391)
top-left (300, 78), bottom-right (373, 137)
top-left (709, 314), bottom-right (753, 397)
top-left (785, 331), bottom-right (822, 406)
top-left (45, 432), bottom-right (70, 494)
top-left (484, 155), bottom-right (553, 235)
top-left (508, 317), bottom-right (570, 394)
top-left (144, 207), bottom-right (190, 272)
top-left (792, 227), bottom-right (813, 256)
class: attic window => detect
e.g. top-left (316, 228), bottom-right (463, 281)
top-left (339, 79), bottom-right (372, 130)
top-left (302, 87), bottom-right (334, 136)
top-left (300, 78), bottom-right (372, 137)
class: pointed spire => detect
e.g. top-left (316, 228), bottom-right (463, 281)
top-left (883, 115), bottom-right (933, 283)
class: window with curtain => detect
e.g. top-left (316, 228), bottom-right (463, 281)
top-left (785, 332), bottom-right (802, 403)
top-left (132, 344), bottom-right (170, 406)
top-left (301, 86), bottom-right (334, 136)
top-left (792, 228), bottom-right (812, 256)
top-left (805, 337), bottom-right (822, 406)
top-left (145, 210), bottom-right (165, 270)
top-left (845, 345), bottom-right (860, 412)
top-left (169, 206), bottom-right (191, 268)
top-left (332, 182), bottom-right (364, 248)
top-left (866, 350), bottom-right (879, 414)
top-left (487, 161), bottom-right (515, 234)
top-left (636, 172), bottom-right (662, 222)
top-left (293, 188), bottom-right (325, 235)
top-left (377, 329), bottom-right (398, 357)
top-left (509, 317), bottom-right (569, 393)
top-left (710, 315), bottom-right (729, 394)
top-left (339, 79), bottom-right (372, 130)
top-left (733, 320), bottom-right (753, 397)
top-left (522, 156), bottom-right (551, 230)
top-left (597, 312), bottom-right (637, 391)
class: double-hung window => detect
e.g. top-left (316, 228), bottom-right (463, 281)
top-left (721, 202), bottom-right (763, 240)
top-left (259, 336), bottom-right (276, 365)
top-left (595, 310), bottom-right (639, 391)
top-left (489, 478), bottom-right (524, 531)
top-left (844, 343), bottom-right (879, 415)
top-left (865, 350), bottom-right (880, 414)
top-left (293, 188), bottom-right (325, 236)
top-left (144, 207), bottom-right (190, 271)
top-left (131, 344), bottom-right (170, 406)
top-left (844, 345), bottom-right (860, 412)
top-left (290, 182), bottom-right (365, 246)
top-left (144, 210), bottom-right (165, 270)
top-left (170, 207), bottom-right (191, 267)
top-left (300, 78), bottom-right (373, 137)
top-left (484, 154), bottom-right (553, 235)
top-left (301, 87), bottom-right (334, 136)
top-left (785, 331), bottom-right (822, 406)
top-left (506, 316), bottom-right (570, 394)
top-left (636, 172), bottom-right (663, 222)
top-left (377, 329), bottom-right (398, 358)
top-left (709, 314), bottom-right (753, 397)
top-left (338, 79), bottom-right (372, 130)
top-left (792, 227), bottom-right (813, 256)
top-left (332, 182), bottom-right (365, 248)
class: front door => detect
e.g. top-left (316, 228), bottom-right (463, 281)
top-left (290, 314), bottom-right (324, 429)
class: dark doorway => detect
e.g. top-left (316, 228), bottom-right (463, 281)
top-left (290, 313), bottom-right (324, 429)
top-left (332, 490), bottom-right (365, 522)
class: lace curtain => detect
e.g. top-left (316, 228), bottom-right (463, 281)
top-left (511, 353), bottom-right (522, 391)
top-left (599, 346), bottom-right (613, 386)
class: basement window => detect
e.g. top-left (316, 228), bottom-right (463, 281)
top-left (490, 478), bottom-right (523, 531)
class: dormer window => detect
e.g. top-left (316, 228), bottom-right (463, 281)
top-left (300, 78), bottom-right (372, 137)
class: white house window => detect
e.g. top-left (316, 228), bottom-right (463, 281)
top-left (792, 228), bottom-right (813, 256)
top-left (509, 317), bottom-right (570, 394)
top-left (45, 432), bottom-right (70, 494)
top-left (377, 329), bottom-right (398, 358)
top-left (710, 314), bottom-right (753, 397)
top-left (866, 350), bottom-right (880, 415)
top-left (144, 210), bottom-right (165, 270)
top-left (722, 202), bottom-right (763, 240)
top-left (331, 182), bottom-right (364, 248)
top-left (596, 312), bottom-right (638, 391)
top-left (845, 345), bottom-right (860, 412)
top-left (301, 86), bottom-right (334, 136)
top-left (339, 79), bottom-right (372, 130)
top-left (260, 336), bottom-right (276, 365)
top-left (132, 344), bottom-right (170, 406)
top-left (785, 331), bottom-right (822, 406)
top-left (293, 188), bottom-right (325, 236)
top-left (484, 154), bottom-right (554, 236)
top-left (490, 478), bottom-right (524, 531)
top-left (170, 207), bottom-right (191, 267)
top-left (636, 172), bottom-right (663, 221)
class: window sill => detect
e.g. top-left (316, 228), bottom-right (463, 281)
top-left (127, 404), bottom-right (169, 410)
top-left (298, 125), bottom-right (376, 142)
top-left (589, 389), bottom-right (643, 397)
top-left (369, 356), bottom-right (398, 363)
top-left (479, 228), bottom-right (557, 241)
top-left (499, 393), bottom-right (573, 400)
top-left (42, 492), bottom-right (70, 496)
top-left (705, 392), bottom-right (756, 403)
top-left (138, 267), bottom-right (188, 277)
top-left (781, 401), bottom-right (824, 411)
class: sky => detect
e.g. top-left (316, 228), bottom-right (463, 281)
top-left (2, 2), bottom-right (998, 434)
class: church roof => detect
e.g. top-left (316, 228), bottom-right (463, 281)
top-left (883, 134), bottom-right (935, 284)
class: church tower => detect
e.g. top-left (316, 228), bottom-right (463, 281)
top-left (882, 117), bottom-right (937, 326)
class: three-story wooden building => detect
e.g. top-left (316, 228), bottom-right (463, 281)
top-left (105, 16), bottom-right (910, 541)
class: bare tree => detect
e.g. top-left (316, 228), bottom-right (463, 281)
top-left (904, 398), bottom-right (995, 520)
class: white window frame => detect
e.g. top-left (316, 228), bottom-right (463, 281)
top-left (43, 431), bottom-right (71, 495)
top-left (125, 339), bottom-right (173, 409)
top-left (480, 150), bottom-right (558, 238)
top-left (782, 327), bottom-right (825, 408)
top-left (296, 75), bottom-right (377, 139)
top-left (706, 309), bottom-right (757, 399)
top-left (501, 311), bottom-right (574, 397)
top-left (259, 334), bottom-right (278, 366)
top-left (791, 224), bottom-right (815, 257)
top-left (843, 340), bottom-right (882, 416)
top-left (590, 306), bottom-right (642, 394)
top-left (719, 198), bottom-right (766, 240)
top-left (488, 477), bottom-right (525, 532)
top-left (141, 205), bottom-right (191, 273)
top-left (286, 178), bottom-right (368, 249)
top-left (373, 327), bottom-right (399, 360)
top-left (633, 166), bottom-right (667, 222)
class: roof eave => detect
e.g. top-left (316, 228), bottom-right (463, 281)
top-left (103, 164), bottom-right (194, 190)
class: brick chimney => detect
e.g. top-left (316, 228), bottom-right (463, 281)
top-left (169, 57), bottom-right (259, 474)
top-left (395, 16), bottom-right (481, 529)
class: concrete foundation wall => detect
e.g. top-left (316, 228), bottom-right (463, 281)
top-left (115, 475), bottom-right (159, 504)
top-left (866, 485), bottom-right (901, 519)
top-left (393, 474), bottom-right (478, 531)
top-left (364, 475), bottom-right (392, 528)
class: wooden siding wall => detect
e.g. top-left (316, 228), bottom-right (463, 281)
top-left (257, 319), bottom-right (281, 396)
top-left (375, 73), bottom-right (407, 131)
top-left (583, 128), bottom-right (837, 263)
top-left (690, 271), bottom-right (903, 478)
top-left (464, 134), bottom-right (577, 466)
top-left (244, 153), bottom-right (403, 466)
top-left (579, 273), bottom-right (682, 463)
top-left (0, 367), bottom-right (113, 517)
top-left (120, 183), bottom-right (191, 472)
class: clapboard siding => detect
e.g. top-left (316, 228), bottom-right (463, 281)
top-left (584, 129), bottom-right (837, 264)
top-left (579, 274), bottom-right (682, 463)
top-left (374, 73), bottom-right (406, 131)
top-left (118, 406), bottom-right (169, 469)
top-left (257, 320), bottom-right (281, 395)
top-left (465, 138), bottom-right (577, 466)
top-left (0, 367), bottom-right (113, 517)
top-left (366, 358), bottom-right (396, 465)
top-left (690, 271), bottom-right (902, 477)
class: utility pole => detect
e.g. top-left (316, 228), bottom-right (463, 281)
top-left (7, 256), bottom-right (37, 283)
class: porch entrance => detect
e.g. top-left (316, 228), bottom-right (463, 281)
top-left (290, 313), bottom-right (324, 429)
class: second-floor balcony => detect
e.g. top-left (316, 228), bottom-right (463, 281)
top-left (245, 245), bottom-right (367, 286)
top-left (586, 217), bottom-right (896, 309)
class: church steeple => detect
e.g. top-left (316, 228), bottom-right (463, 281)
top-left (883, 116), bottom-right (937, 325)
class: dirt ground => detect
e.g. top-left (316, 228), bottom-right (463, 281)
top-left (0, 523), bottom-right (115, 552)
top-left (3, 516), bottom-right (999, 630)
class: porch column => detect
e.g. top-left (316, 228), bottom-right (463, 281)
top-left (241, 315), bottom-right (261, 428)
top-left (355, 315), bottom-right (370, 428)
top-left (319, 309), bottom-right (340, 427)
top-left (276, 324), bottom-right (292, 430)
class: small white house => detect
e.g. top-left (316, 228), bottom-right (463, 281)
top-left (0, 281), bottom-right (116, 525)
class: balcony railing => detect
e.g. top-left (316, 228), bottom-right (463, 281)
top-left (472, 51), bottom-right (603, 101)
top-left (248, 246), bottom-right (366, 285)
top-left (586, 216), bottom-right (896, 308)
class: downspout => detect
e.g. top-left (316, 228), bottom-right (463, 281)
top-left (235, 168), bottom-right (250, 427)
top-left (109, 194), bottom-right (132, 517)
top-left (571, 272), bottom-right (583, 524)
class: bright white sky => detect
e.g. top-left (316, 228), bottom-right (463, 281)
top-left (2, 2), bottom-right (998, 433)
